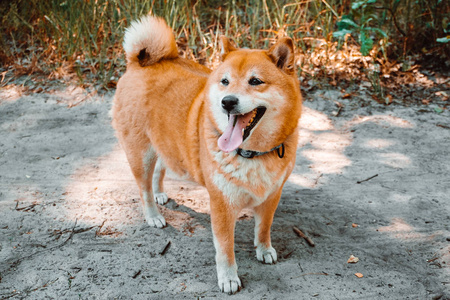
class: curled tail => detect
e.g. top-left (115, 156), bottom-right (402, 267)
top-left (123, 15), bottom-right (178, 67)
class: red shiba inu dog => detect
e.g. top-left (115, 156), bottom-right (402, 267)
top-left (112, 15), bottom-right (302, 294)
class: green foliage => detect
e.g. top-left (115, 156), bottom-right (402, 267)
top-left (333, 0), bottom-right (387, 56)
top-left (0, 0), bottom-right (448, 89)
top-left (434, 106), bottom-right (444, 113)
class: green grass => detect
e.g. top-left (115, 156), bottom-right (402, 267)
top-left (0, 0), bottom-right (448, 90)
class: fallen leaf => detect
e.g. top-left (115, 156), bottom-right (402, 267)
top-left (348, 255), bottom-right (359, 263)
top-left (435, 91), bottom-right (449, 101)
top-left (355, 273), bottom-right (364, 278)
top-left (385, 94), bottom-right (393, 104)
top-left (342, 93), bottom-right (352, 99)
top-left (107, 81), bottom-right (117, 88)
top-left (352, 223), bottom-right (359, 228)
top-left (422, 99), bottom-right (431, 105)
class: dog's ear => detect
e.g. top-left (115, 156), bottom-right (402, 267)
top-left (219, 36), bottom-right (237, 61)
top-left (268, 37), bottom-right (295, 74)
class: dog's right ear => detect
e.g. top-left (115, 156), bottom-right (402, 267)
top-left (219, 36), bottom-right (237, 61)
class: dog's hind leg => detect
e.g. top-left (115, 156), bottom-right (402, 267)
top-left (139, 146), bottom-right (166, 228)
top-left (121, 141), bottom-right (166, 228)
top-left (152, 157), bottom-right (169, 205)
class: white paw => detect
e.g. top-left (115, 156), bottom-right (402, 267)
top-left (256, 245), bottom-right (277, 264)
top-left (144, 207), bottom-right (166, 228)
top-left (216, 262), bottom-right (242, 294)
top-left (154, 192), bottom-right (169, 205)
top-left (146, 214), bottom-right (166, 228)
top-left (218, 274), bottom-right (242, 294)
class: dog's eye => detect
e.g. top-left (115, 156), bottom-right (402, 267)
top-left (221, 78), bottom-right (229, 86)
top-left (249, 77), bottom-right (264, 86)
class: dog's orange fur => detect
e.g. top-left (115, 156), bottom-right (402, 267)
top-left (112, 15), bottom-right (302, 294)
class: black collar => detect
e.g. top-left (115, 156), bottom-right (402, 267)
top-left (236, 143), bottom-right (285, 159)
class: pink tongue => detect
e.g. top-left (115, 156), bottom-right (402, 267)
top-left (218, 112), bottom-right (254, 152)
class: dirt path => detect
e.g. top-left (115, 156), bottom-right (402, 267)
top-left (0, 89), bottom-right (449, 299)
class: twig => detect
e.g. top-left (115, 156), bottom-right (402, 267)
top-left (0, 291), bottom-right (19, 300)
top-left (283, 249), bottom-right (295, 259)
top-left (132, 270), bottom-right (141, 279)
top-left (160, 241), bottom-right (171, 256)
top-left (436, 124), bottom-right (450, 130)
top-left (357, 174), bottom-right (378, 184)
top-left (0, 68), bottom-right (18, 88)
top-left (60, 219), bottom-right (78, 246)
top-left (427, 252), bottom-right (441, 263)
top-left (15, 202), bottom-right (37, 211)
top-left (6, 219), bottom-right (79, 270)
top-left (0, 71), bottom-right (7, 84)
top-left (301, 272), bottom-right (328, 276)
top-left (314, 174), bottom-right (323, 186)
top-left (96, 220), bottom-right (107, 236)
top-left (294, 272), bottom-right (328, 278)
top-left (298, 262), bottom-right (304, 272)
top-left (293, 226), bottom-right (315, 247)
top-left (0, 278), bottom-right (58, 299)
top-left (73, 226), bottom-right (95, 235)
top-left (333, 101), bottom-right (344, 117)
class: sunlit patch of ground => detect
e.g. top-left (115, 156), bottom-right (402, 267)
top-left (344, 114), bottom-right (414, 129)
top-left (377, 152), bottom-right (412, 168)
top-left (0, 84), bottom-right (24, 103)
top-left (363, 138), bottom-right (396, 149)
top-left (378, 218), bottom-right (445, 242)
top-left (290, 106), bottom-right (353, 188)
top-left (64, 145), bottom-right (210, 235)
top-left (63, 145), bottom-right (141, 232)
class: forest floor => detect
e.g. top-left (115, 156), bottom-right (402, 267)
top-left (0, 72), bottom-right (449, 299)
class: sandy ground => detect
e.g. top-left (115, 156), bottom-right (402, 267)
top-left (0, 87), bottom-right (449, 299)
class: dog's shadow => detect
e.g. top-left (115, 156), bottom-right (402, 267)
top-left (160, 197), bottom-right (212, 235)
top-left (154, 184), bottom-right (318, 263)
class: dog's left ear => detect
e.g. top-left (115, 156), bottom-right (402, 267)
top-left (219, 36), bottom-right (237, 61)
top-left (268, 37), bottom-right (295, 74)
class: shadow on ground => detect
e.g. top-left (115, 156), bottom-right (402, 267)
top-left (0, 90), bottom-right (448, 299)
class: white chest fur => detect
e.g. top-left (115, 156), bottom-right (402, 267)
top-left (212, 151), bottom-right (285, 206)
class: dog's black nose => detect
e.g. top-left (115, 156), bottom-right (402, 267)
top-left (221, 95), bottom-right (239, 113)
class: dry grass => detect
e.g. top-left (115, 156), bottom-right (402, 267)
top-left (0, 0), bottom-right (448, 101)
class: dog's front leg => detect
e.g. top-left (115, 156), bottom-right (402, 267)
top-left (253, 189), bottom-right (283, 264)
top-left (210, 195), bottom-right (242, 294)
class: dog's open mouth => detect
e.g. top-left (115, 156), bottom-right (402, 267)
top-left (218, 107), bottom-right (266, 153)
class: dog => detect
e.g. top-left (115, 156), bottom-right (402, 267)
top-left (112, 15), bottom-right (302, 294)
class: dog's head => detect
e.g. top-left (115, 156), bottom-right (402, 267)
top-left (207, 37), bottom-right (302, 153)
